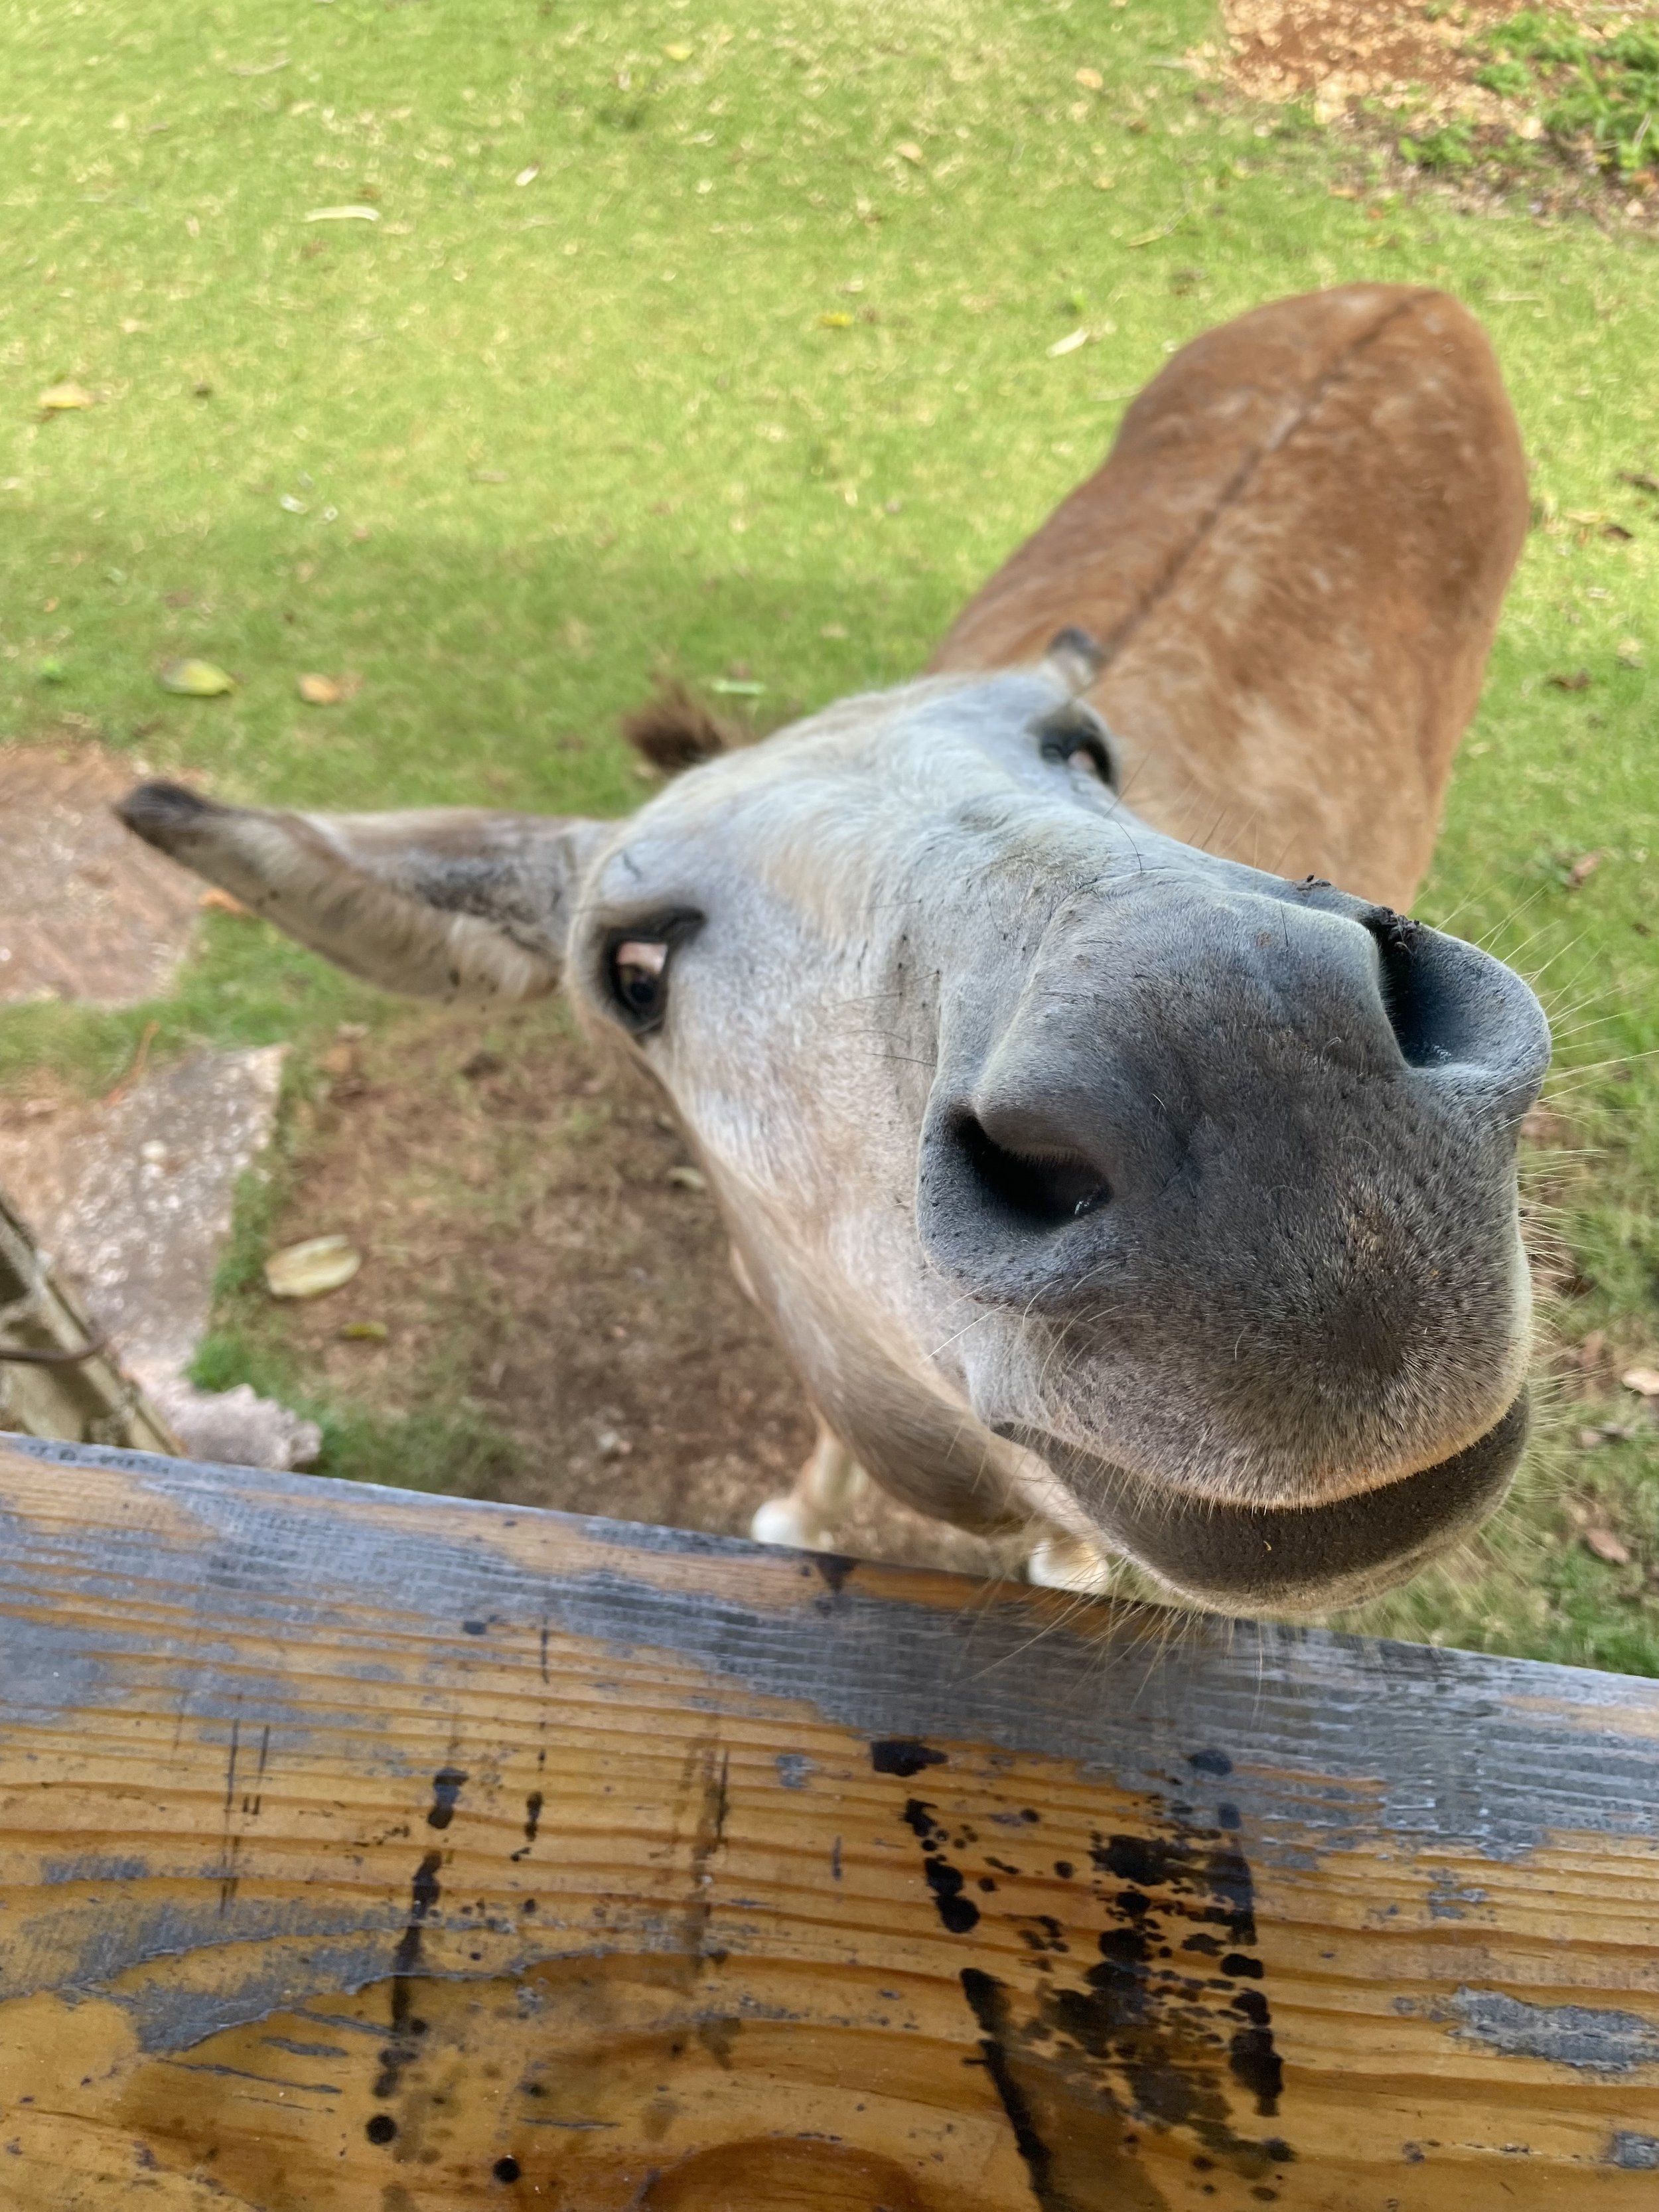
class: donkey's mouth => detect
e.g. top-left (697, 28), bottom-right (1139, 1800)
top-left (1003, 1391), bottom-right (1528, 1611)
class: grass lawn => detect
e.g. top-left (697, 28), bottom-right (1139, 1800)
top-left (2, 0), bottom-right (1656, 1668)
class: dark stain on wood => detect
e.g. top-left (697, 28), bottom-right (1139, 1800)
top-left (900, 1796), bottom-right (982, 1935)
top-left (871, 1737), bottom-right (949, 1778)
top-left (426, 1767), bottom-right (468, 1830)
top-left (373, 1850), bottom-right (443, 2102)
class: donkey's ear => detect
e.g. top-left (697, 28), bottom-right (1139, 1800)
top-left (117, 783), bottom-right (609, 1003)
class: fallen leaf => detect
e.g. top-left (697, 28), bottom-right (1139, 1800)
top-left (159, 658), bottom-right (236, 696)
top-left (667, 1165), bottom-right (707, 1192)
top-left (1618, 638), bottom-right (1645, 668)
top-left (304, 204), bottom-right (380, 223)
top-left (1603, 520), bottom-right (1634, 541)
top-left (1565, 850), bottom-right (1603, 889)
top-left (1621, 1366), bottom-right (1659, 1398)
top-left (1618, 469), bottom-right (1659, 495)
top-left (1584, 1527), bottom-right (1632, 1566)
top-left (1546, 668), bottom-right (1591, 691)
top-left (1075, 66), bottom-right (1104, 90)
top-left (1048, 327), bottom-right (1089, 357)
top-left (39, 381), bottom-right (95, 412)
top-left (895, 141), bottom-right (924, 165)
top-left (818, 311), bottom-right (854, 329)
top-left (339, 1319), bottom-right (388, 1341)
top-left (297, 671), bottom-right (352, 705)
top-left (198, 885), bottom-right (252, 917)
top-left (265, 1234), bottom-right (362, 1299)
top-left (514, 164), bottom-right (540, 187)
top-left (663, 41), bottom-right (693, 60)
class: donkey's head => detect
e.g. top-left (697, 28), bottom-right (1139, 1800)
top-left (120, 285), bottom-right (1546, 1614)
top-left (118, 644), bottom-right (1544, 1612)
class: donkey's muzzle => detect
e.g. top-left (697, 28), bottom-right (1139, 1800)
top-left (916, 869), bottom-right (1548, 1568)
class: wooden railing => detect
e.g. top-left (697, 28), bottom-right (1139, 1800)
top-left (1, 1434), bottom-right (1656, 2209)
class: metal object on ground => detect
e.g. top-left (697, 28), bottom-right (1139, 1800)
top-left (0, 1187), bottom-right (178, 1452)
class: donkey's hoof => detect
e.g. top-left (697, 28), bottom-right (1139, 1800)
top-left (1027, 1534), bottom-right (1114, 1594)
top-left (750, 1495), bottom-right (829, 1551)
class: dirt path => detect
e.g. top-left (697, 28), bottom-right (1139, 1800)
top-left (267, 1003), bottom-right (1027, 1576)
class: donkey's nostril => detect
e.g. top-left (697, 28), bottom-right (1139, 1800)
top-left (1366, 907), bottom-right (1443, 1068)
top-left (956, 1115), bottom-right (1109, 1229)
top-left (1360, 904), bottom-right (1548, 1111)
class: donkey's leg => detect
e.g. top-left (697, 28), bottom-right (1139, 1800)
top-left (750, 1418), bottom-right (869, 1552)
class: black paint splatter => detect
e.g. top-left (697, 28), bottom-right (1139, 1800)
top-left (427, 1767), bottom-right (468, 1830)
top-left (962, 1968), bottom-right (1064, 2211)
top-left (373, 1850), bottom-right (443, 2101)
top-left (871, 1737), bottom-right (948, 1778)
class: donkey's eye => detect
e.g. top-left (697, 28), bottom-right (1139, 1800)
top-left (609, 938), bottom-right (670, 1029)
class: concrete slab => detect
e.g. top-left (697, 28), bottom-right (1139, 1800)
top-left (0, 743), bottom-right (202, 1006)
top-left (0, 1048), bottom-right (321, 1471)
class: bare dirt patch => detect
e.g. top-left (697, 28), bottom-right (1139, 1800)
top-left (1219, 0), bottom-right (1525, 121)
top-left (265, 1003), bottom-right (1025, 1577)
top-left (0, 741), bottom-right (202, 1006)
top-left (1217, 0), bottom-right (1611, 122)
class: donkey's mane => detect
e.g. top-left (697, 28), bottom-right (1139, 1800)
top-left (619, 678), bottom-right (751, 777)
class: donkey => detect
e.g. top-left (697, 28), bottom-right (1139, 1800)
top-left (119, 285), bottom-right (1548, 1615)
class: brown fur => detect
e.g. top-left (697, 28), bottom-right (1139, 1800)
top-left (620, 680), bottom-right (749, 775)
top-left (932, 284), bottom-right (1528, 910)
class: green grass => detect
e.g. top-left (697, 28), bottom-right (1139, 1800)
top-left (3, 0), bottom-right (1656, 1669)
top-left (1477, 11), bottom-right (1659, 177)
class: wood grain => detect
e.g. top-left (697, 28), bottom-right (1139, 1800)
top-left (1, 1436), bottom-right (1656, 2209)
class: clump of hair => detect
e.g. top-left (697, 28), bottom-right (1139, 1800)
top-left (620, 678), bottom-right (750, 776)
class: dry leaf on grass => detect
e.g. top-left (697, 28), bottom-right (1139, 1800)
top-left (1565, 851), bottom-right (1603, 889)
top-left (297, 671), bottom-right (359, 705)
top-left (159, 658), bottom-right (236, 696)
top-left (38, 382), bottom-right (96, 412)
top-left (265, 1234), bottom-right (362, 1299)
top-left (895, 142), bottom-right (924, 165)
top-left (1621, 1365), bottom-right (1659, 1398)
top-left (339, 1319), bottom-right (388, 1341)
top-left (305, 204), bottom-right (381, 224)
top-left (1048, 328), bottom-right (1089, 356)
top-left (666, 1165), bottom-right (707, 1192)
top-left (198, 886), bottom-right (251, 917)
top-left (1583, 1527), bottom-right (1632, 1566)
top-left (1547, 668), bottom-right (1592, 692)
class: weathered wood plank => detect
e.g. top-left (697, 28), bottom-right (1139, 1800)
top-left (1, 1435), bottom-right (1656, 2209)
